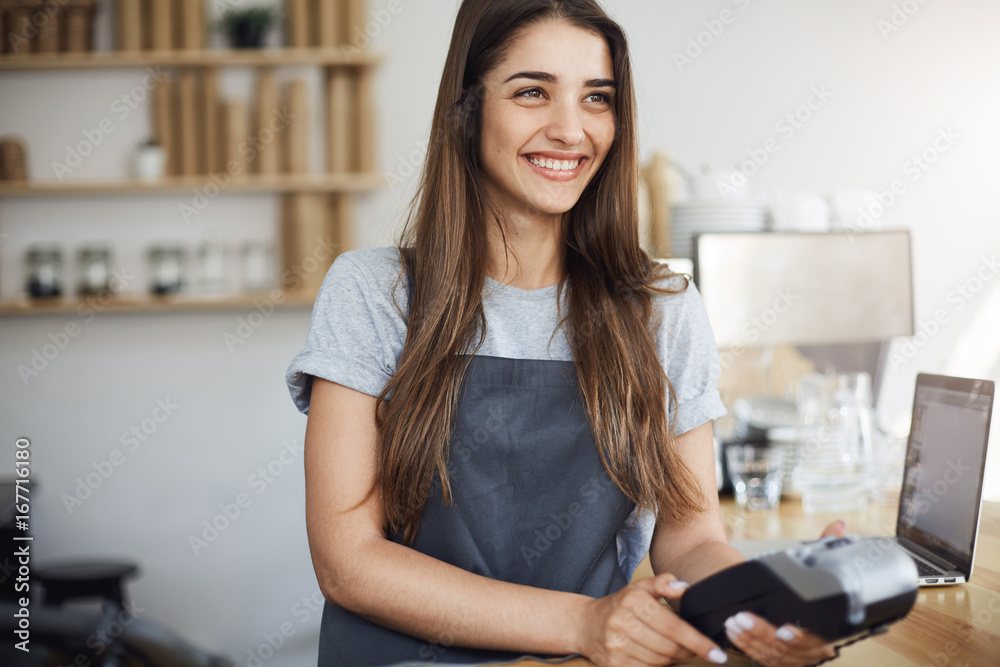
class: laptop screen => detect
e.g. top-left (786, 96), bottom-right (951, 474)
top-left (897, 374), bottom-right (994, 571)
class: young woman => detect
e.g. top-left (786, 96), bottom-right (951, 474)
top-left (287, 1), bottom-right (842, 665)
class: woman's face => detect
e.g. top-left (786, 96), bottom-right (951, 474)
top-left (478, 19), bottom-right (616, 220)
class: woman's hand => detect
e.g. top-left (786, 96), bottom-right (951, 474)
top-left (578, 573), bottom-right (728, 666)
top-left (724, 612), bottom-right (836, 666)
top-left (819, 519), bottom-right (847, 539)
top-left (722, 519), bottom-right (848, 666)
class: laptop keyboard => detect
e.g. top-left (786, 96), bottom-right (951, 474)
top-left (913, 557), bottom-right (942, 577)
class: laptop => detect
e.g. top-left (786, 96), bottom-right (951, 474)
top-left (731, 373), bottom-right (995, 587)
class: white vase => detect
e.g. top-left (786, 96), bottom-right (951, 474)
top-left (134, 144), bottom-right (166, 181)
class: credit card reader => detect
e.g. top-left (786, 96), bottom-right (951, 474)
top-left (680, 536), bottom-right (918, 646)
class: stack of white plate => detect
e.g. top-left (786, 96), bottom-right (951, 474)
top-left (670, 201), bottom-right (767, 259)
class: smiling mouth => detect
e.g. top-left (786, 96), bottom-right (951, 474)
top-left (521, 154), bottom-right (588, 180)
top-left (526, 155), bottom-right (582, 171)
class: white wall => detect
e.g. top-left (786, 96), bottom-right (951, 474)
top-left (2, 1), bottom-right (999, 665)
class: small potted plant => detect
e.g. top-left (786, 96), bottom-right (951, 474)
top-left (219, 5), bottom-right (279, 49)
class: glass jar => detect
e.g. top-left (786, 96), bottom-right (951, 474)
top-left (196, 239), bottom-right (228, 294)
top-left (792, 372), bottom-right (878, 513)
top-left (77, 245), bottom-right (113, 296)
top-left (148, 245), bottom-right (186, 295)
top-left (871, 412), bottom-right (911, 505)
top-left (241, 240), bottom-right (273, 292)
top-left (26, 245), bottom-right (63, 298)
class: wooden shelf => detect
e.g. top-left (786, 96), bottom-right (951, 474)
top-left (0, 291), bottom-right (318, 316)
top-left (0, 48), bottom-right (383, 71)
top-left (0, 173), bottom-right (384, 197)
top-left (0, 34), bottom-right (381, 315)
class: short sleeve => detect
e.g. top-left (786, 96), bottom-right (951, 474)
top-left (654, 276), bottom-right (728, 435)
top-left (285, 248), bottom-right (408, 414)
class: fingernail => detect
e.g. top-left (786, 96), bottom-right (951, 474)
top-left (776, 626), bottom-right (796, 642)
top-left (724, 616), bottom-right (743, 635)
top-left (669, 580), bottom-right (690, 590)
top-left (708, 647), bottom-right (728, 664)
top-left (735, 612), bottom-right (755, 630)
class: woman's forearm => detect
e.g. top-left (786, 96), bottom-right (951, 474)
top-left (325, 535), bottom-right (592, 656)
top-left (650, 538), bottom-right (745, 585)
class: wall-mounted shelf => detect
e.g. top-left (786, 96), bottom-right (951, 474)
top-left (0, 1), bottom-right (379, 316)
top-left (0, 291), bottom-right (317, 317)
top-left (0, 48), bottom-right (383, 70)
top-left (0, 173), bottom-right (384, 198)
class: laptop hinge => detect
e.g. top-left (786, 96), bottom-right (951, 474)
top-left (898, 536), bottom-right (958, 571)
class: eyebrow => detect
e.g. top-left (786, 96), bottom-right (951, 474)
top-left (503, 71), bottom-right (616, 88)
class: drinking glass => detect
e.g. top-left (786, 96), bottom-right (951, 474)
top-left (726, 445), bottom-right (786, 510)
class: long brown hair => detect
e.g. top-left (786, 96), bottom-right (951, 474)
top-left (375, 0), bottom-right (706, 544)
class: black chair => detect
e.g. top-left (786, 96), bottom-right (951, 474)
top-left (35, 561), bottom-right (139, 609)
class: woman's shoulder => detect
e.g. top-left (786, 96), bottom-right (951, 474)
top-left (311, 246), bottom-right (411, 336)
top-left (646, 265), bottom-right (718, 354)
top-left (322, 246), bottom-right (409, 302)
top-left (287, 247), bottom-right (409, 411)
top-left (649, 265), bottom-right (702, 318)
top-left (330, 246), bottom-right (404, 282)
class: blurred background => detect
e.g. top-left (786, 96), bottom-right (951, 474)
top-left (1, 0), bottom-right (998, 665)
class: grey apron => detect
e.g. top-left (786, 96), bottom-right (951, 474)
top-left (317, 355), bottom-right (635, 665)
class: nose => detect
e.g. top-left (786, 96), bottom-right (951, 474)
top-left (544, 99), bottom-right (586, 147)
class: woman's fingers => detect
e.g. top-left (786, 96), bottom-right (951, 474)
top-left (724, 612), bottom-right (836, 666)
top-left (652, 611), bottom-right (728, 664)
top-left (601, 576), bottom-right (728, 664)
top-left (609, 582), bottom-right (699, 661)
top-left (820, 519), bottom-right (847, 538)
top-left (635, 572), bottom-right (689, 601)
top-left (628, 577), bottom-right (728, 663)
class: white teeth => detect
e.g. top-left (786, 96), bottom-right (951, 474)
top-left (528, 156), bottom-right (580, 171)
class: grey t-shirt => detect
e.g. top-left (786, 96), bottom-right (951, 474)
top-left (285, 246), bottom-right (727, 579)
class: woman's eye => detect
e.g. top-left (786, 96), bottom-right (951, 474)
top-left (516, 88), bottom-right (545, 100)
top-left (587, 92), bottom-right (612, 105)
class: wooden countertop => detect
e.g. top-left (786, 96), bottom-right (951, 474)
top-left (501, 497), bottom-right (1000, 666)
